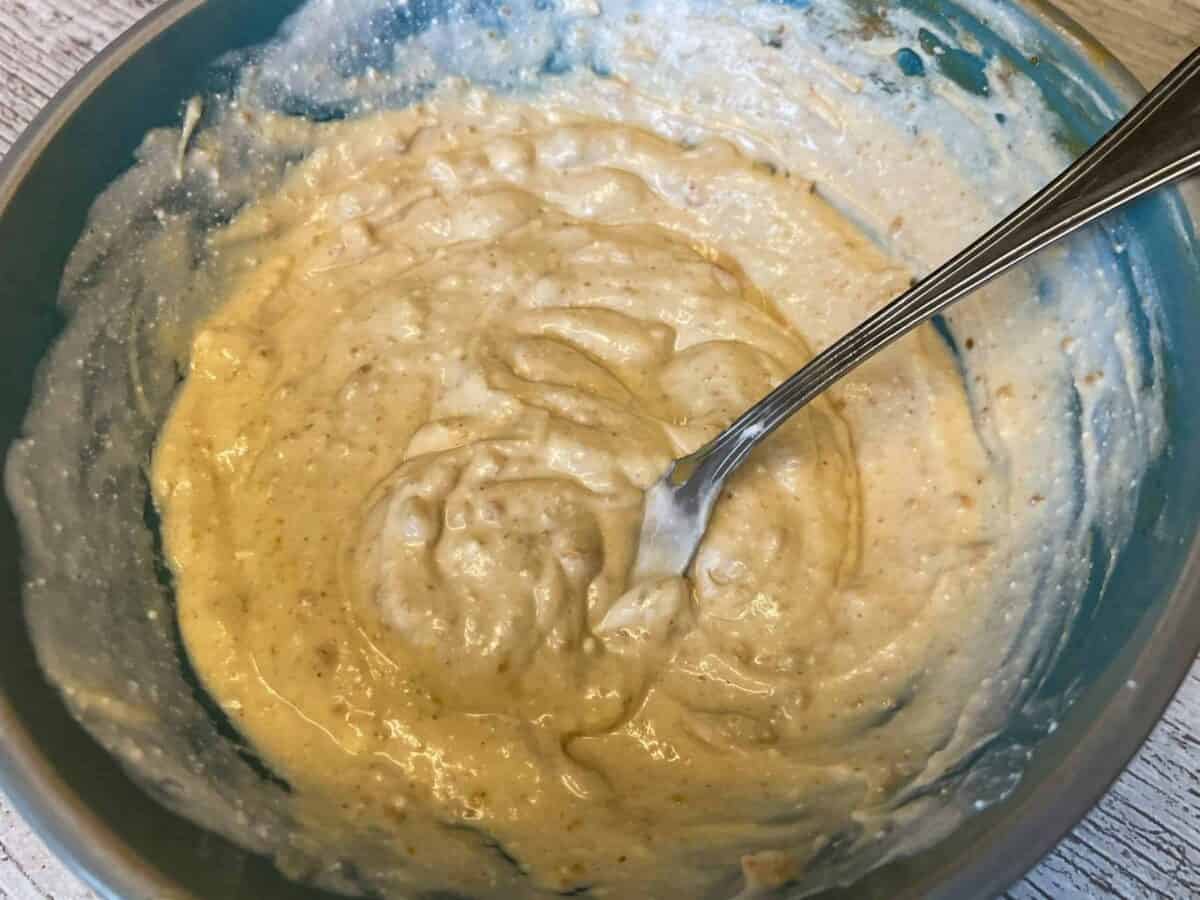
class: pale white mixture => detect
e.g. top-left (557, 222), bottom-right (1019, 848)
top-left (11, 1), bottom-right (1165, 898)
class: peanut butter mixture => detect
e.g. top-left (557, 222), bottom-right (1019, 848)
top-left (153, 82), bottom-right (1007, 898)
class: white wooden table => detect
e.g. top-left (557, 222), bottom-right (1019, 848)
top-left (1, 1), bottom-right (1198, 897)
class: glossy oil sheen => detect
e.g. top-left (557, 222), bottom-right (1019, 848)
top-left (0, 2), bottom-right (1198, 899)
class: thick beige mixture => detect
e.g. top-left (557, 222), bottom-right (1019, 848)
top-left (152, 79), bottom-right (1008, 898)
top-left (0, 0), bottom-right (1155, 895)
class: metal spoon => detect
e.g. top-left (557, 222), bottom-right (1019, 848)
top-left (634, 46), bottom-right (1200, 580)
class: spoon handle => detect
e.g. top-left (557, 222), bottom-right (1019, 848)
top-left (681, 46), bottom-right (1200, 490)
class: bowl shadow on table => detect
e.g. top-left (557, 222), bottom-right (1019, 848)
top-left (2, 1), bottom-right (1200, 898)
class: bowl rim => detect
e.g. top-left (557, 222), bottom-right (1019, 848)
top-left (0, 2), bottom-right (1197, 899)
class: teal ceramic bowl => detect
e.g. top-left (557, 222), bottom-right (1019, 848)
top-left (1, 1), bottom-right (1198, 898)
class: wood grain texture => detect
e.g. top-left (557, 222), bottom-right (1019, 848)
top-left (1053, 0), bottom-right (1200, 85)
top-left (0, 1), bottom-right (1198, 898)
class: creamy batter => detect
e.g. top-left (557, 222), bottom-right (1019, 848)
top-left (16, 1), bottom-right (1150, 898)
top-left (153, 79), bottom-right (1014, 898)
